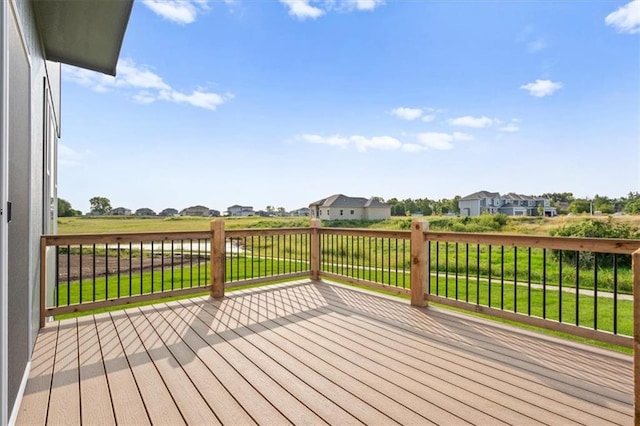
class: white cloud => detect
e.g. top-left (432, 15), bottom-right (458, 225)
top-left (280, 0), bottom-right (384, 19)
top-left (605, 0), bottom-right (640, 34)
top-left (449, 115), bottom-right (494, 128)
top-left (280, 0), bottom-right (325, 19)
top-left (416, 133), bottom-right (454, 150)
top-left (499, 122), bottom-right (520, 133)
top-left (63, 59), bottom-right (231, 111)
top-left (452, 132), bottom-right (474, 141)
top-left (527, 38), bottom-right (547, 53)
top-left (300, 134), bottom-right (350, 148)
top-left (421, 114), bottom-right (435, 123)
top-left (141, 0), bottom-right (210, 24)
top-left (351, 135), bottom-right (401, 152)
top-left (401, 143), bottom-right (424, 152)
top-left (299, 134), bottom-right (402, 152)
top-left (347, 0), bottom-right (385, 11)
top-left (520, 79), bottom-right (563, 97)
top-left (299, 129), bottom-right (470, 152)
top-left (391, 107), bottom-right (422, 120)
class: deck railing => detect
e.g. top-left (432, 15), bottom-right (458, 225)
top-left (39, 218), bottom-right (640, 422)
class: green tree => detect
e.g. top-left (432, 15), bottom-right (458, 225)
top-left (622, 192), bottom-right (640, 214)
top-left (89, 196), bottom-right (112, 215)
top-left (567, 199), bottom-right (591, 214)
top-left (58, 198), bottom-right (80, 217)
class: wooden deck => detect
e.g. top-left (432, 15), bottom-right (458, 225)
top-left (16, 280), bottom-right (633, 425)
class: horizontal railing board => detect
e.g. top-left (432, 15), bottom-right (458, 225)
top-left (43, 231), bottom-right (211, 246)
top-left (425, 231), bottom-right (640, 255)
top-left (46, 286), bottom-right (210, 317)
top-left (320, 272), bottom-right (411, 297)
top-left (225, 272), bottom-right (311, 289)
top-left (426, 294), bottom-right (633, 348)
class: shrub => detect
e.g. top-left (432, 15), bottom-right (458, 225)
top-left (549, 218), bottom-right (638, 268)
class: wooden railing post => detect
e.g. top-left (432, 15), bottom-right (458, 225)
top-left (633, 248), bottom-right (640, 423)
top-left (310, 218), bottom-right (321, 281)
top-left (410, 220), bottom-right (428, 307)
top-left (211, 220), bottom-right (225, 299)
top-left (39, 236), bottom-right (47, 328)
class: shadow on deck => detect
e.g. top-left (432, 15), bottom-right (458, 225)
top-left (17, 279), bottom-right (633, 425)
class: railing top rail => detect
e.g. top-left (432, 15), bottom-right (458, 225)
top-left (42, 230), bottom-right (211, 246)
top-left (425, 230), bottom-right (640, 254)
top-left (319, 228), bottom-right (411, 239)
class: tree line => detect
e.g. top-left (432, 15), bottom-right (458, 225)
top-left (58, 192), bottom-right (640, 218)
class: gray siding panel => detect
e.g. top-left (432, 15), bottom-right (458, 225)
top-left (7, 6), bottom-right (32, 413)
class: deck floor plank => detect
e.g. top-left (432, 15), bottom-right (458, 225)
top-left (168, 300), bottom-right (327, 425)
top-left (76, 315), bottom-right (116, 425)
top-left (314, 282), bottom-right (634, 408)
top-left (46, 319), bottom-right (80, 425)
top-left (17, 279), bottom-right (634, 426)
top-left (126, 307), bottom-right (221, 425)
top-left (14, 323), bottom-right (58, 425)
top-left (299, 283), bottom-right (633, 423)
top-left (177, 298), bottom-right (375, 426)
top-left (145, 303), bottom-right (258, 426)
top-left (109, 310), bottom-right (186, 425)
top-left (154, 300), bottom-right (292, 425)
top-left (241, 289), bottom-right (543, 425)
top-left (94, 312), bottom-right (150, 425)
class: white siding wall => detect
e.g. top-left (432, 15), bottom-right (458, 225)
top-left (364, 207), bottom-right (390, 220)
top-left (458, 200), bottom-right (480, 216)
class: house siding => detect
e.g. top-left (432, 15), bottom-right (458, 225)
top-left (5, 1), bottom-right (59, 420)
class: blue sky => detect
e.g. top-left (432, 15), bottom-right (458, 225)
top-left (60, 0), bottom-right (640, 214)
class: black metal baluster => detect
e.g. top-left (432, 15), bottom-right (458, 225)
top-left (445, 242), bottom-right (449, 296)
top-left (104, 243), bottom-right (109, 300)
top-left (613, 254), bottom-right (618, 334)
top-left (435, 242), bottom-right (440, 296)
top-left (542, 249), bottom-right (547, 319)
top-left (593, 252), bottom-right (598, 330)
top-left (527, 247), bottom-right (531, 316)
top-left (465, 244), bottom-right (469, 303)
top-left (117, 243), bottom-right (121, 299)
top-left (558, 251), bottom-right (563, 323)
top-left (455, 243), bottom-right (459, 300)
top-left (575, 250), bottom-right (579, 326)
top-left (79, 245), bottom-right (83, 303)
top-left (488, 245), bottom-right (492, 307)
top-left (500, 246), bottom-right (504, 310)
top-left (129, 242), bottom-right (133, 295)
top-left (476, 244), bottom-right (480, 305)
top-left (151, 243), bottom-right (154, 293)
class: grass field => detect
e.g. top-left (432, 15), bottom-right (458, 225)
top-left (56, 214), bottom-right (640, 235)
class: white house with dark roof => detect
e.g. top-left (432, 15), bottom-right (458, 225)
top-left (459, 191), bottom-right (557, 217)
top-left (309, 194), bottom-right (391, 221)
top-left (226, 205), bottom-right (255, 216)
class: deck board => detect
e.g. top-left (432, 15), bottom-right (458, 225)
top-left (77, 315), bottom-right (115, 425)
top-left (17, 279), bottom-right (634, 425)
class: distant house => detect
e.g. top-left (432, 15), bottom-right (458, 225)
top-left (227, 205), bottom-right (255, 217)
top-left (290, 207), bottom-right (310, 217)
top-left (135, 208), bottom-right (156, 216)
top-left (112, 207), bottom-right (132, 216)
top-left (209, 209), bottom-right (221, 217)
top-left (159, 208), bottom-right (179, 217)
top-left (458, 191), bottom-right (557, 217)
top-left (309, 194), bottom-right (391, 221)
top-left (180, 205), bottom-right (210, 217)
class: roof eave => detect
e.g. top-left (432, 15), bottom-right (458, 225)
top-left (33, 0), bottom-right (133, 76)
